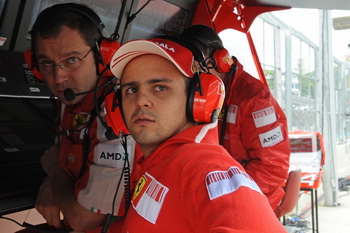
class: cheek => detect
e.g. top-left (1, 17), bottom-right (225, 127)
top-left (74, 65), bottom-right (97, 88)
top-left (123, 108), bottom-right (132, 125)
top-left (162, 98), bottom-right (187, 120)
top-left (121, 99), bottom-right (133, 125)
top-left (43, 77), bottom-right (55, 91)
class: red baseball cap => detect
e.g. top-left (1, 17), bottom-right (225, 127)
top-left (110, 38), bottom-right (195, 79)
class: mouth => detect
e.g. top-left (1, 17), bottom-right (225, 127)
top-left (134, 116), bottom-right (155, 125)
top-left (57, 87), bottom-right (69, 94)
top-left (57, 89), bottom-right (65, 95)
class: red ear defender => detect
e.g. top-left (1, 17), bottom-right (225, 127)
top-left (212, 48), bottom-right (233, 73)
top-left (98, 39), bottom-right (121, 77)
top-left (104, 92), bottom-right (130, 137)
top-left (187, 73), bottom-right (225, 123)
top-left (23, 49), bottom-right (44, 81)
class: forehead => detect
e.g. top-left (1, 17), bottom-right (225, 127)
top-left (35, 26), bottom-right (88, 53)
top-left (121, 54), bottom-right (184, 83)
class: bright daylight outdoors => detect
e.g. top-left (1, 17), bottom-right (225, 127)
top-left (220, 7), bottom-right (350, 233)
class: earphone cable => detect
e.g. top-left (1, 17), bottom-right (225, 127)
top-left (100, 135), bottom-right (130, 233)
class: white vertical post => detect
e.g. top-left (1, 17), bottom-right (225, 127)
top-left (320, 10), bottom-right (339, 206)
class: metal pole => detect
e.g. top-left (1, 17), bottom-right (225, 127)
top-left (320, 10), bottom-right (339, 207)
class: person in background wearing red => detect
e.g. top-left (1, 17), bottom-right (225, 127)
top-left (180, 24), bottom-right (290, 211)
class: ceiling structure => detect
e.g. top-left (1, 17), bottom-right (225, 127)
top-left (200, 0), bottom-right (350, 32)
top-left (239, 0), bottom-right (350, 11)
top-left (193, 0), bottom-right (350, 84)
top-left (333, 16), bottom-right (350, 30)
top-left (242, 0), bottom-right (350, 29)
top-left (238, 0), bottom-right (350, 30)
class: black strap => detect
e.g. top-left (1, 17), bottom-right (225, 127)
top-left (78, 87), bottom-right (114, 179)
top-left (219, 57), bottom-right (237, 145)
top-left (78, 108), bottom-right (97, 179)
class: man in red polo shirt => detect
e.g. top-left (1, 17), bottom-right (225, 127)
top-left (104, 37), bottom-right (287, 232)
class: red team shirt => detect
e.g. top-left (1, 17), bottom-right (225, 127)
top-left (218, 59), bottom-right (290, 210)
top-left (117, 123), bottom-right (286, 233)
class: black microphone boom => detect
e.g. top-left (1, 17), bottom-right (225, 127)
top-left (64, 88), bottom-right (94, 101)
top-left (64, 88), bottom-right (77, 101)
top-left (63, 78), bottom-right (116, 101)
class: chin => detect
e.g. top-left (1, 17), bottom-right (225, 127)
top-left (132, 130), bottom-right (159, 145)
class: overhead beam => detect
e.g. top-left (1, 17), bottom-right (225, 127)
top-left (239, 0), bottom-right (350, 11)
top-left (333, 16), bottom-right (350, 30)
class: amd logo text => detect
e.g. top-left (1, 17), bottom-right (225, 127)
top-left (99, 152), bottom-right (125, 160)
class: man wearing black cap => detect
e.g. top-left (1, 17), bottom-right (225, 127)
top-left (179, 24), bottom-right (290, 212)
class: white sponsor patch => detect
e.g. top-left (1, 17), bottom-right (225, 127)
top-left (206, 166), bottom-right (262, 200)
top-left (259, 126), bottom-right (284, 148)
top-left (252, 106), bottom-right (277, 128)
top-left (95, 142), bottom-right (132, 168)
top-left (132, 173), bottom-right (168, 224)
top-left (227, 105), bottom-right (238, 124)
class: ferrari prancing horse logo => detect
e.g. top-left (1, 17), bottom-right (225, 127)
top-left (133, 175), bottom-right (147, 200)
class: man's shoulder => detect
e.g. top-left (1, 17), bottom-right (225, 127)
top-left (171, 142), bottom-right (235, 165)
top-left (233, 72), bottom-right (273, 101)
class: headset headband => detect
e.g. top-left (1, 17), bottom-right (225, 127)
top-left (180, 34), bottom-right (223, 49)
top-left (46, 3), bottom-right (105, 32)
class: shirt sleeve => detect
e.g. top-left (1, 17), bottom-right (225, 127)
top-left (239, 89), bottom-right (290, 201)
top-left (181, 151), bottom-right (287, 233)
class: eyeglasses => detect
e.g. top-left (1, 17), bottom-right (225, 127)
top-left (36, 48), bottom-right (94, 74)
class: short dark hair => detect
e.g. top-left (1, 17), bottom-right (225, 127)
top-left (30, 3), bottom-right (103, 58)
top-left (180, 24), bottom-right (223, 57)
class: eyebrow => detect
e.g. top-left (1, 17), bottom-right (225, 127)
top-left (36, 51), bottom-right (84, 60)
top-left (121, 77), bottom-right (174, 89)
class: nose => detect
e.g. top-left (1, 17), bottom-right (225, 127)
top-left (135, 88), bottom-right (152, 108)
top-left (53, 65), bottom-right (68, 84)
